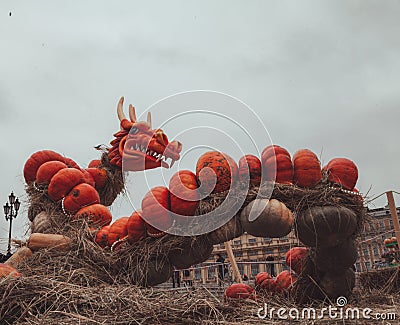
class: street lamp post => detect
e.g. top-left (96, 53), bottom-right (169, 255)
top-left (3, 192), bottom-right (20, 255)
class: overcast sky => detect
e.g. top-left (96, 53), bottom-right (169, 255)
top-left (1, 1), bottom-right (400, 251)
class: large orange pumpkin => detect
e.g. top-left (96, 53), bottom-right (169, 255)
top-left (255, 272), bottom-right (276, 292)
top-left (141, 186), bottom-right (172, 238)
top-left (127, 211), bottom-right (146, 244)
top-left (88, 159), bottom-right (101, 168)
top-left (36, 161), bottom-right (68, 186)
top-left (196, 151), bottom-right (238, 194)
top-left (225, 283), bottom-right (256, 300)
top-left (85, 168), bottom-right (107, 189)
top-left (169, 170), bottom-right (199, 217)
top-left (0, 263), bottom-right (21, 278)
top-left (63, 183), bottom-right (100, 214)
top-left (107, 217), bottom-right (129, 246)
top-left (292, 149), bottom-right (322, 188)
top-left (95, 225), bottom-right (110, 248)
top-left (23, 150), bottom-right (80, 183)
top-left (73, 204), bottom-right (112, 227)
top-left (238, 154), bottom-right (262, 187)
top-left (275, 270), bottom-right (297, 292)
top-left (325, 158), bottom-right (358, 190)
top-left (285, 247), bottom-right (308, 274)
top-left (261, 145), bottom-right (293, 184)
top-left (48, 168), bottom-right (86, 201)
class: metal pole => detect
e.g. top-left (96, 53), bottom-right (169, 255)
top-left (386, 191), bottom-right (400, 246)
top-left (7, 205), bottom-right (13, 255)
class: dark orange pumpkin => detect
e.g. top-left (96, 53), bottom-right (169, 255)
top-left (23, 150), bottom-right (80, 183)
top-left (107, 217), bottom-right (129, 246)
top-left (285, 247), bottom-right (308, 274)
top-left (255, 272), bottom-right (276, 292)
top-left (85, 168), bottom-right (107, 189)
top-left (225, 283), bottom-right (256, 300)
top-left (127, 210), bottom-right (146, 244)
top-left (73, 204), bottom-right (112, 227)
top-left (169, 170), bottom-right (199, 216)
top-left (36, 161), bottom-right (68, 186)
top-left (292, 149), bottom-right (322, 188)
top-left (63, 183), bottom-right (100, 214)
top-left (261, 145), bottom-right (293, 184)
top-left (88, 159), bottom-right (101, 168)
top-left (238, 154), bottom-right (262, 187)
top-left (48, 168), bottom-right (86, 201)
top-left (81, 169), bottom-right (95, 187)
top-left (141, 186), bottom-right (172, 238)
top-left (0, 263), bottom-right (21, 278)
top-left (196, 151), bottom-right (238, 194)
top-left (325, 158), bottom-right (358, 190)
top-left (275, 270), bottom-right (297, 292)
top-left (95, 225), bottom-right (110, 248)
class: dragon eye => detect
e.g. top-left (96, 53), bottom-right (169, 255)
top-left (130, 127), bottom-right (138, 134)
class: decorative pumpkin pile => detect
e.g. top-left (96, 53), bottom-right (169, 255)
top-left (7, 97), bottom-right (364, 304)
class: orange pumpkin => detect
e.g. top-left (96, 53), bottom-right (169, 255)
top-left (36, 161), bottom-right (68, 186)
top-left (63, 183), bottom-right (100, 214)
top-left (325, 158), bottom-right (358, 190)
top-left (88, 159), bottom-right (101, 168)
top-left (107, 217), bottom-right (129, 246)
top-left (285, 247), bottom-right (308, 274)
top-left (384, 238), bottom-right (392, 245)
top-left (0, 263), bottom-right (21, 278)
top-left (255, 272), bottom-right (276, 292)
top-left (225, 283), bottom-right (256, 300)
top-left (261, 145), bottom-right (293, 184)
top-left (275, 270), bottom-right (297, 292)
top-left (169, 170), bottom-right (199, 216)
top-left (141, 186), bottom-right (172, 238)
top-left (127, 211), bottom-right (146, 243)
top-left (238, 154), bottom-right (262, 187)
top-left (85, 168), bottom-right (107, 189)
top-left (95, 225), bottom-right (110, 248)
top-left (48, 168), bottom-right (86, 201)
top-left (23, 150), bottom-right (80, 183)
top-left (292, 149), bottom-right (322, 188)
top-left (73, 204), bottom-right (112, 227)
top-left (196, 151), bottom-right (238, 194)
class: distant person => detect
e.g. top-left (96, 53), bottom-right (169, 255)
top-left (0, 253), bottom-right (6, 263)
top-left (242, 273), bottom-right (249, 282)
top-left (216, 254), bottom-right (225, 286)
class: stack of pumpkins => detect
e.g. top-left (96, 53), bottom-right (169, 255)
top-left (21, 150), bottom-right (113, 257)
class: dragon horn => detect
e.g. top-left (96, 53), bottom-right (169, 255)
top-left (129, 104), bottom-right (137, 122)
top-left (117, 97), bottom-right (127, 121)
top-left (147, 112), bottom-right (152, 127)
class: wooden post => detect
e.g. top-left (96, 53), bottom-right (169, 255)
top-left (224, 240), bottom-right (242, 283)
top-left (386, 191), bottom-right (400, 245)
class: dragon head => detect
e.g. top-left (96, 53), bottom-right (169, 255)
top-left (108, 97), bottom-right (182, 171)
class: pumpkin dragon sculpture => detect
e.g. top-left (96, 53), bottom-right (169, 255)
top-left (16, 96), bottom-right (364, 302)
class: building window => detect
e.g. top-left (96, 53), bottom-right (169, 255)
top-left (390, 220), bottom-right (393, 228)
top-left (233, 240), bottom-right (241, 246)
top-left (248, 250), bottom-right (258, 256)
top-left (264, 237), bottom-right (272, 242)
top-left (248, 238), bottom-right (257, 244)
top-left (251, 264), bottom-right (259, 276)
top-left (194, 267), bottom-right (202, 280)
top-left (238, 263), bottom-right (244, 276)
top-left (234, 252), bottom-right (243, 258)
top-left (363, 249), bottom-right (368, 257)
top-left (355, 263), bottom-right (361, 272)
top-left (208, 266), bottom-right (215, 279)
top-left (373, 246), bottom-right (379, 256)
top-left (365, 262), bottom-right (371, 270)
